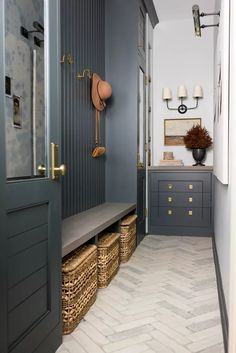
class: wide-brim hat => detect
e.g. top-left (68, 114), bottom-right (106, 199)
top-left (92, 73), bottom-right (112, 111)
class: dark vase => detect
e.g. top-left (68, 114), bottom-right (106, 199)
top-left (192, 148), bottom-right (206, 166)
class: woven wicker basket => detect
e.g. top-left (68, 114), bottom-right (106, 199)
top-left (62, 244), bottom-right (97, 335)
top-left (97, 233), bottom-right (120, 288)
top-left (120, 215), bottom-right (137, 263)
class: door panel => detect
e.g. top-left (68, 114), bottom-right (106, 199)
top-left (0, 1), bottom-right (62, 353)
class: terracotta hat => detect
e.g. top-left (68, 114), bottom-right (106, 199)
top-left (92, 73), bottom-right (112, 111)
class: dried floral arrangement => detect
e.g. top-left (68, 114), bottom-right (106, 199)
top-left (184, 124), bottom-right (213, 149)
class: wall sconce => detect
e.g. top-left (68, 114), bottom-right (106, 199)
top-left (192, 4), bottom-right (220, 38)
top-left (162, 85), bottom-right (203, 114)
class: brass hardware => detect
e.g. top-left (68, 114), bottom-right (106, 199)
top-left (189, 197), bottom-right (193, 203)
top-left (168, 184), bottom-right (173, 189)
top-left (77, 69), bottom-right (92, 80)
top-left (137, 161), bottom-right (144, 169)
top-left (38, 164), bottom-right (46, 176)
top-left (189, 184), bottom-right (193, 190)
top-left (51, 143), bottom-right (67, 180)
top-left (137, 153), bottom-right (144, 169)
top-left (189, 210), bottom-right (193, 216)
top-left (60, 53), bottom-right (74, 64)
top-left (168, 197), bottom-right (172, 203)
top-left (144, 143), bottom-right (148, 152)
top-left (60, 54), bottom-right (65, 64)
top-left (168, 210), bottom-right (173, 215)
top-left (145, 76), bottom-right (149, 86)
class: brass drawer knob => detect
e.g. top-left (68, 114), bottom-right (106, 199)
top-left (168, 210), bottom-right (173, 215)
top-left (189, 184), bottom-right (193, 190)
top-left (189, 210), bottom-right (193, 216)
top-left (168, 184), bottom-right (173, 190)
top-left (168, 197), bottom-right (172, 203)
top-left (189, 197), bottom-right (193, 203)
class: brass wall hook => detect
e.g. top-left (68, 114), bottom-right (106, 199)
top-left (60, 53), bottom-right (74, 64)
top-left (60, 54), bottom-right (65, 64)
top-left (77, 69), bottom-right (92, 80)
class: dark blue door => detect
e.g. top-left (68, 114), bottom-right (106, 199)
top-left (0, 1), bottom-right (62, 353)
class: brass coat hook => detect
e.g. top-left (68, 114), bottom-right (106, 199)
top-left (60, 53), bottom-right (74, 64)
top-left (77, 69), bottom-right (92, 80)
top-left (60, 54), bottom-right (65, 64)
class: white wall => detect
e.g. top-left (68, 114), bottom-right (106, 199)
top-left (152, 18), bottom-right (214, 166)
top-left (213, 0), bottom-right (231, 314)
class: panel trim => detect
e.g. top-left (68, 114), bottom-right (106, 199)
top-left (212, 236), bottom-right (228, 353)
top-left (143, 0), bottom-right (159, 28)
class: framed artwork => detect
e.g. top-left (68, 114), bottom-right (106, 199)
top-left (213, 0), bottom-right (229, 185)
top-left (13, 95), bottom-right (22, 128)
top-left (164, 118), bottom-right (201, 146)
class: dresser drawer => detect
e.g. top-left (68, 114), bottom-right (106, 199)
top-left (150, 171), bottom-right (212, 192)
top-left (157, 192), bottom-right (202, 207)
top-left (152, 192), bottom-right (212, 208)
top-left (159, 181), bottom-right (202, 193)
top-left (150, 207), bottom-right (211, 227)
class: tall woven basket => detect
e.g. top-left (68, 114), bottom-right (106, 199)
top-left (98, 233), bottom-right (120, 288)
top-left (120, 214), bottom-right (137, 263)
top-left (62, 245), bottom-right (97, 335)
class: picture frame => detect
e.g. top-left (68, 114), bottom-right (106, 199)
top-left (12, 95), bottom-right (22, 129)
top-left (164, 118), bottom-right (201, 146)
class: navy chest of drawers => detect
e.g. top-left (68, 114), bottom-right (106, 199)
top-left (149, 167), bottom-right (213, 236)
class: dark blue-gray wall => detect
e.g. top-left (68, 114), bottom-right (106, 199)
top-left (105, 0), bottom-right (139, 203)
top-left (61, 0), bottom-right (105, 219)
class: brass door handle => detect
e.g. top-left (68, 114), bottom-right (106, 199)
top-left (51, 143), bottom-right (67, 180)
top-left (54, 164), bottom-right (67, 177)
top-left (38, 164), bottom-right (46, 176)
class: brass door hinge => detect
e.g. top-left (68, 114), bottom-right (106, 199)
top-left (145, 143), bottom-right (148, 152)
top-left (145, 76), bottom-right (149, 86)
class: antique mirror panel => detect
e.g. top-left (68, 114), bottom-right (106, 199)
top-left (5, 0), bottom-right (47, 179)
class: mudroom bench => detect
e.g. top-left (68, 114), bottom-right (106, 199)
top-left (62, 202), bottom-right (136, 257)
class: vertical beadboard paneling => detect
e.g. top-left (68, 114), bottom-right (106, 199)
top-left (61, 0), bottom-right (105, 219)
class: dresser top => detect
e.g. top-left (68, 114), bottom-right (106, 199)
top-left (148, 166), bottom-right (213, 172)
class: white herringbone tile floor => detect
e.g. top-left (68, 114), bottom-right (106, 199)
top-left (57, 235), bottom-right (224, 353)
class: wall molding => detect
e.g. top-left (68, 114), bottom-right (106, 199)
top-left (212, 236), bottom-right (228, 353)
top-left (143, 0), bottom-right (159, 28)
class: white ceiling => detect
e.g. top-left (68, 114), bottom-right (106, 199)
top-left (154, 0), bottom-right (216, 22)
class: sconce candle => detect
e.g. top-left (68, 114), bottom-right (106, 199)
top-left (177, 85), bottom-right (188, 98)
top-left (162, 87), bottom-right (172, 100)
top-left (193, 85), bottom-right (203, 98)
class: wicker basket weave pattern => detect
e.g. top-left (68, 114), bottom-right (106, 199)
top-left (98, 233), bottom-right (120, 288)
top-left (62, 245), bottom-right (97, 335)
top-left (120, 215), bottom-right (137, 263)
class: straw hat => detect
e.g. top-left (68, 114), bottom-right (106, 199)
top-left (92, 73), bottom-right (112, 111)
